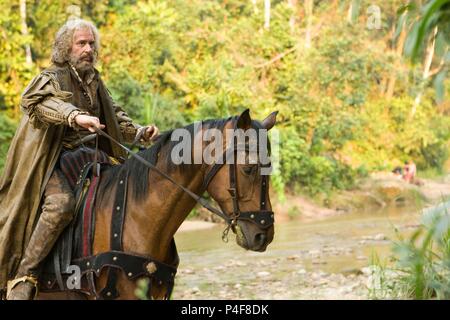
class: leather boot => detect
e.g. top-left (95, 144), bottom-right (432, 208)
top-left (7, 192), bottom-right (75, 300)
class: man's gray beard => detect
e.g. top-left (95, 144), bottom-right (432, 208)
top-left (69, 54), bottom-right (96, 73)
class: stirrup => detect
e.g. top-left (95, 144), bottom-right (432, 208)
top-left (6, 275), bottom-right (39, 300)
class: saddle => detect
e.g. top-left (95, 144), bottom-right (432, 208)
top-left (39, 147), bottom-right (179, 299)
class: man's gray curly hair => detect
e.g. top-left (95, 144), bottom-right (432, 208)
top-left (51, 19), bottom-right (100, 64)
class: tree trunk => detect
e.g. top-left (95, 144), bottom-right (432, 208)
top-left (347, 2), bottom-right (353, 23)
top-left (411, 26), bottom-right (438, 116)
top-left (385, 15), bottom-right (407, 99)
top-left (20, 0), bottom-right (32, 66)
top-left (264, 0), bottom-right (271, 30)
top-left (288, 0), bottom-right (298, 33)
top-left (305, 0), bottom-right (313, 49)
top-left (252, 0), bottom-right (259, 14)
top-left (347, 0), bottom-right (360, 24)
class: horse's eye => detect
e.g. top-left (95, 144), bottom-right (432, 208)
top-left (242, 165), bottom-right (257, 175)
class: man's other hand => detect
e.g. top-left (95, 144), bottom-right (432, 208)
top-left (141, 125), bottom-right (159, 142)
top-left (74, 114), bottom-right (105, 133)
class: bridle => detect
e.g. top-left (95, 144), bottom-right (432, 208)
top-left (93, 119), bottom-right (274, 240)
top-left (200, 122), bottom-right (274, 240)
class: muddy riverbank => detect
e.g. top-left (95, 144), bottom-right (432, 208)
top-left (173, 206), bottom-right (423, 299)
top-left (172, 174), bottom-right (450, 299)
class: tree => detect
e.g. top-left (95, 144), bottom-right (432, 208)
top-left (400, 0), bottom-right (450, 110)
top-left (304, 0), bottom-right (313, 48)
top-left (264, 0), bottom-right (271, 29)
top-left (20, 0), bottom-right (32, 66)
top-left (287, 0), bottom-right (298, 33)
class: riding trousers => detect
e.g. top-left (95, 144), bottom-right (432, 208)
top-left (40, 168), bottom-right (76, 238)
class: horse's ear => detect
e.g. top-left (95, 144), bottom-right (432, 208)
top-left (262, 111), bottom-right (278, 130)
top-left (237, 109), bottom-right (252, 130)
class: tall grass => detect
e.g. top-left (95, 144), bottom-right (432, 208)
top-left (369, 200), bottom-right (450, 299)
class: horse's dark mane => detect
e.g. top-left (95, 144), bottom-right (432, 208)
top-left (99, 117), bottom-right (235, 201)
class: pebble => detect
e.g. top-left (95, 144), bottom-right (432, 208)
top-left (183, 268), bottom-right (195, 274)
top-left (373, 233), bottom-right (387, 241)
top-left (297, 268), bottom-right (307, 275)
top-left (360, 266), bottom-right (376, 275)
top-left (338, 286), bottom-right (352, 294)
top-left (309, 249), bottom-right (321, 258)
top-left (191, 287), bottom-right (200, 294)
top-left (318, 279), bottom-right (329, 285)
top-left (361, 233), bottom-right (387, 241)
top-left (171, 237), bottom-right (383, 299)
top-left (311, 272), bottom-right (327, 280)
top-left (257, 271), bottom-right (271, 277)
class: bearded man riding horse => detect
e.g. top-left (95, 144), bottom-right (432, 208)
top-left (0, 19), bottom-right (159, 300)
top-left (0, 19), bottom-right (277, 300)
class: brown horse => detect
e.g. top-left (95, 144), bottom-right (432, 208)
top-left (37, 109), bottom-right (277, 299)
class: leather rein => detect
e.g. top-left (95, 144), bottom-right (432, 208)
top-left (93, 121), bottom-right (274, 240)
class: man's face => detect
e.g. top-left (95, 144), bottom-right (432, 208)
top-left (70, 28), bottom-right (96, 71)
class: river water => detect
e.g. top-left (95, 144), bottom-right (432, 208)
top-left (171, 205), bottom-right (423, 299)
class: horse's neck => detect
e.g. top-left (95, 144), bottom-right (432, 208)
top-left (95, 162), bottom-right (205, 263)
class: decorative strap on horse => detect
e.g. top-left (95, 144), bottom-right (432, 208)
top-left (219, 133), bottom-right (274, 241)
top-left (73, 251), bottom-right (177, 297)
top-left (56, 164), bottom-right (178, 299)
top-left (99, 168), bottom-right (129, 299)
top-left (96, 167), bottom-right (177, 300)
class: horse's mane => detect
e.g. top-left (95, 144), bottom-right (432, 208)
top-left (99, 117), bottom-right (235, 202)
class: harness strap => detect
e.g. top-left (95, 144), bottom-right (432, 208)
top-left (72, 250), bottom-right (177, 291)
top-left (237, 211), bottom-right (274, 228)
top-left (260, 175), bottom-right (268, 210)
top-left (201, 147), bottom-right (235, 192)
top-left (259, 161), bottom-right (271, 211)
top-left (228, 136), bottom-right (240, 221)
top-left (53, 249), bottom-right (64, 290)
top-left (99, 168), bottom-right (129, 300)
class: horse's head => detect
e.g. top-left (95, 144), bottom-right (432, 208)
top-left (206, 109), bottom-right (277, 252)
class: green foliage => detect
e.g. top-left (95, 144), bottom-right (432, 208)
top-left (340, 96), bottom-right (450, 172)
top-left (287, 205), bottom-right (301, 220)
top-left (134, 278), bottom-right (150, 300)
top-left (0, 0), bottom-right (449, 196)
top-left (401, 0), bottom-right (450, 62)
top-left (370, 202), bottom-right (450, 299)
top-left (399, 0), bottom-right (449, 103)
top-left (0, 2), bottom-right (36, 116)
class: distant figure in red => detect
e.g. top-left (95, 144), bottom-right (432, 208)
top-left (403, 160), bottom-right (416, 184)
top-left (392, 166), bottom-right (403, 179)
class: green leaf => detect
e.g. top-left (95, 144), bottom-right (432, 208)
top-left (434, 69), bottom-right (447, 104)
top-left (410, 0), bottom-right (450, 62)
top-left (350, 0), bottom-right (361, 23)
top-left (394, 12), bottom-right (407, 42)
top-left (397, 3), bottom-right (417, 16)
top-left (404, 21), bottom-right (421, 57)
